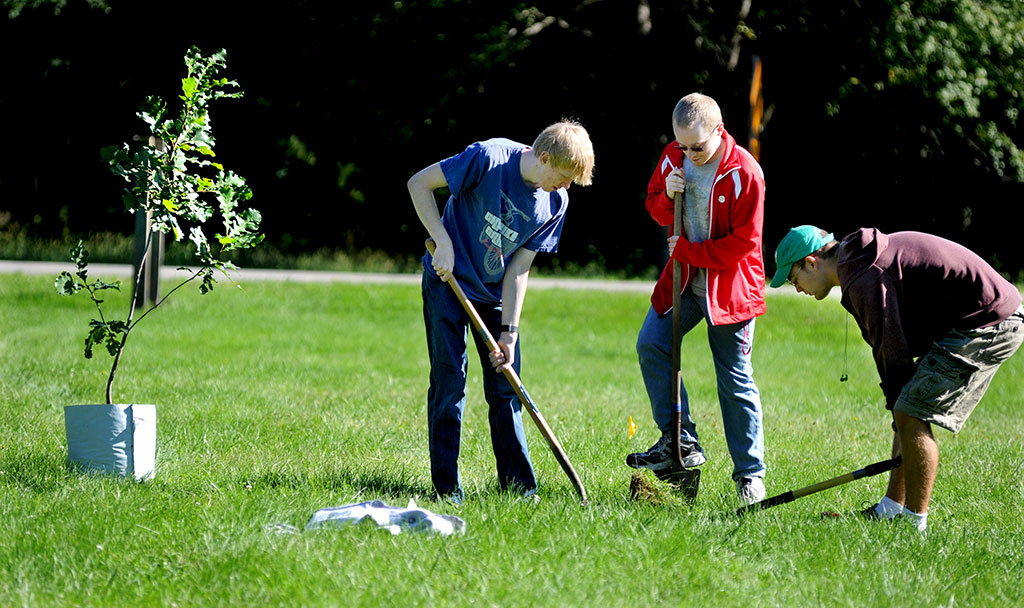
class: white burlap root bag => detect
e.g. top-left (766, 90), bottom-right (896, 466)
top-left (64, 404), bottom-right (156, 480)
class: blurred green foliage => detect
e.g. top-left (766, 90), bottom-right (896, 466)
top-left (1, 1), bottom-right (1022, 275)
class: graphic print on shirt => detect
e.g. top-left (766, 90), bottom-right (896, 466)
top-left (683, 163), bottom-right (713, 245)
top-left (479, 190), bottom-right (527, 275)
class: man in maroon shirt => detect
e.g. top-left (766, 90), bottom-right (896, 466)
top-left (771, 226), bottom-right (1024, 531)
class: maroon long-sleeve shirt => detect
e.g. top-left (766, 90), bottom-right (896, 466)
top-left (836, 228), bottom-right (1022, 409)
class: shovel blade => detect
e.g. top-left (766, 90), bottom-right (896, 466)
top-left (655, 467), bottom-right (701, 503)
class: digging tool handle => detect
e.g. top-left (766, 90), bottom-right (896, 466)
top-left (671, 192), bottom-right (686, 471)
top-left (424, 238), bottom-right (588, 503)
top-left (736, 456), bottom-right (903, 515)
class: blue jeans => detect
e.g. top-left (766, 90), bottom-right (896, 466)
top-left (636, 290), bottom-right (766, 480)
top-left (421, 272), bottom-right (537, 499)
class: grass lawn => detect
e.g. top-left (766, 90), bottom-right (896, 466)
top-left (1, 273), bottom-right (1022, 607)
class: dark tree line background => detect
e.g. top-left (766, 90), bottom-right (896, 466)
top-left (2, 0), bottom-right (1022, 278)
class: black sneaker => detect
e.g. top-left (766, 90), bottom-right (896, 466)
top-left (626, 434), bottom-right (706, 471)
top-left (865, 501), bottom-right (912, 522)
top-left (860, 503), bottom-right (888, 520)
top-left (821, 503), bottom-right (886, 520)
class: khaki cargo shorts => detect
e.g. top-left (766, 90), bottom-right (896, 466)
top-left (895, 305), bottom-right (1024, 433)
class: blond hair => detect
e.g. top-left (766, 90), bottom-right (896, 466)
top-left (531, 120), bottom-right (595, 186)
top-left (672, 93), bottom-right (723, 131)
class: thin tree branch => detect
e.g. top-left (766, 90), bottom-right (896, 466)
top-left (128, 267), bottom-right (205, 331)
top-left (105, 208), bottom-right (154, 404)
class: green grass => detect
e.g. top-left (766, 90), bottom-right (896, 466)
top-left (1, 273), bottom-right (1022, 607)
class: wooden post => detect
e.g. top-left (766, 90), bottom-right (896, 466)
top-left (132, 135), bottom-right (164, 306)
top-left (748, 55), bottom-right (763, 162)
top-left (149, 220), bottom-right (163, 302)
top-left (132, 210), bottom-right (162, 306)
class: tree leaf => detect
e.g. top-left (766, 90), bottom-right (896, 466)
top-left (93, 279), bottom-right (121, 291)
top-left (54, 271), bottom-right (81, 296)
top-left (70, 240), bottom-right (87, 269)
top-left (182, 77), bottom-right (197, 98)
top-left (199, 268), bottom-right (217, 295)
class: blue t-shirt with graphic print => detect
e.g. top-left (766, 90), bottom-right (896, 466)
top-left (422, 138), bottom-right (568, 304)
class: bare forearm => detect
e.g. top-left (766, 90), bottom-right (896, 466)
top-left (501, 268), bottom-right (530, 326)
top-left (501, 248), bottom-right (537, 325)
top-left (489, 248), bottom-right (536, 371)
top-left (408, 163), bottom-right (455, 279)
top-left (407, 166), bottom-right (450, 245)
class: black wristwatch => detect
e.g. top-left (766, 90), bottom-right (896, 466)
top-left (499, 324), bottom-right (519, 334)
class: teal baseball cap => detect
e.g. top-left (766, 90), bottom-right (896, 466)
top-left (770, 225), bottom-right (835, 288)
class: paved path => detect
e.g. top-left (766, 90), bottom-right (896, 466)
top-left (7, 260), bottom-right (874, 297)
top-left (0, 260), bottom-right (660, 293)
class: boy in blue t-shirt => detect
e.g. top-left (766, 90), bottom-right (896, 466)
top-left (407, 121), bottom-right (595, 502)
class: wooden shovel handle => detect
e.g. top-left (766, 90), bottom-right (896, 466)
top-left (671, 193), bottom-right (687, 471)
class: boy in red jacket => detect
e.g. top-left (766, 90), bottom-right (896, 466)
top-left (626, 93), bottom-right (768, 504)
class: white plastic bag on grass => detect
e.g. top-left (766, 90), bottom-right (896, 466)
top-left (304, 499), bottom-right (465, 536)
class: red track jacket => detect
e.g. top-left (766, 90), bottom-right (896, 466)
top-left (646, 129), bottom-right (767, 324)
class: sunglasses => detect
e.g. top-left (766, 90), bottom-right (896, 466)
top-left (676, 124), bottom-right (722, 152)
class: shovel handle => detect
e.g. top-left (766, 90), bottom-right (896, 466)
top-left (736, 456), bottom-right (903, 515)
top-left (671, 192), bottom-right (687, 471)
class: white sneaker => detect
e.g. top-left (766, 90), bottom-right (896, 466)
top-left (736, 476), bottom-right (766, 505)
top-left (519, 488), bottom-right (541, 505)
top-left (899, 510), bottom-right (928, 533)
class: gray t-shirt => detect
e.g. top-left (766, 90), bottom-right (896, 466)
top-left (682, 156), bottom-right (721, 297)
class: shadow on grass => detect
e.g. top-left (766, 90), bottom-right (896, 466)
top-left (242, 465), bottom-right (432, 500)
top-left (0, 451), bottom-right (70, 493)
top-left (1, 450), bottom-right (433, 503)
